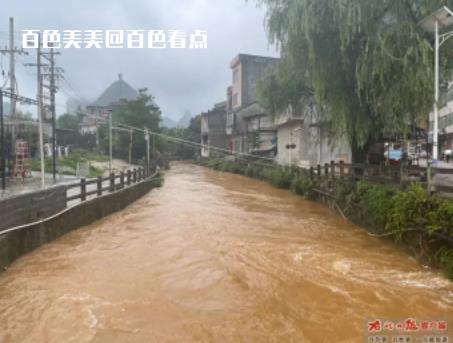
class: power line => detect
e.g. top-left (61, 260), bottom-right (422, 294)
top-left (113, 121), bottom-right (276, 163)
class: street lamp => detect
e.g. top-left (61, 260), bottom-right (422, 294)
top-left (419, 6), bottom-right (453, 166)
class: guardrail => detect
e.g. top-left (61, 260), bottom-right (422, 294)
top-left (66, 167), bottom-right (155, 204)
top-left (298, 161), bottom-right (453, 197)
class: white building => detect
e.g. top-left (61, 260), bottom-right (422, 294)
top-left (275, 106), bottom-right (352, 167)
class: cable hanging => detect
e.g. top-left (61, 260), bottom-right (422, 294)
top-left (113, 121), bottom-right (277, 164)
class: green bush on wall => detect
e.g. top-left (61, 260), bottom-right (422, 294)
top-left (291, 175), bottom-right (313, 196)
top-left (356, 181), bottom-right (395, 229)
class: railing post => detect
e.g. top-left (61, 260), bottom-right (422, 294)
top-left (133, 168), bottom-right (137, 183)
top-left (339, 160), bottom-right (344, 177)
top-left (81, 178), bottom-right (86, 201)
top-left (97, 176), bottom-right (102, 196)
top-left (324, 163), bottom-right (329, 177)
top-left (127, 170), bottom-right (131, 185)
top-left (310, 166), bottom-right (314, 179)
top-left (109, 172), bottom-right (115, 192)
top-left (317, 164), bottom-right (321, 179)
top-left (120, 171), bottom-right (125, 189)
top-left (330, 160), bottom-right (335, 179)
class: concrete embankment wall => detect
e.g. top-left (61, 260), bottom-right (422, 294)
top-left (0, 177), bottom-right (161, 271)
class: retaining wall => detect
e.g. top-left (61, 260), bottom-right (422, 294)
top-left (0, 176), bottom-right (161, 271)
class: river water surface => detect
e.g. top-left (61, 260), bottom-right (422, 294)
top-left (0, 163), bottom-right (451, 342)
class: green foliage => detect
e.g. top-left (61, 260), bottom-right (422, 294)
top-left (245, 164), bottom-right (265, 179)
top-left (161, 115), bottom-right (201, 160)
top-left (356, 181), bottom-right (395, 228)
top-left (57, 113), bottom-right (80, 131)
top-left (436, 247), bottom-right (453, 280)
top-left (31, 151), bottom-right (104, 178)
top-left (290, 174), bottom-right (313, 196)
top-left (386, 184), bottom-right (434, 239)
top-left (99, 89), bottom-right (161, 162)
top-left (60, 149), bottom-right (107, 163)
top-left (333, 179), bottom-right (356, 204)
top-left (351, 182), bottom-right (453, 243)
top-left (257, 0), bottom-right (453, 160)
top-left (425, 201), bottom-right (453, 237)
top-left (261, 167), bottom-right (294, 188)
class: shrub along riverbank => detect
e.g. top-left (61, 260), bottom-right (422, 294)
top-left (198, 157), bottom-right (453, 280)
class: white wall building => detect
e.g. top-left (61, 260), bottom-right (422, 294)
top-left (276, 107), bottom-right (352, 167)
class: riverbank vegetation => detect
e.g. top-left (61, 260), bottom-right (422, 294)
top-left (31, 149), bottom-right (106, 177)
top-left (201, 157), bottom-right (453, 279)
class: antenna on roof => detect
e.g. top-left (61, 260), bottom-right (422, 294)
top-left (118, 73), bottom-right (123, 81)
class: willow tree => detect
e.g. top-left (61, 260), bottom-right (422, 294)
top-left (257, 0), bottom-right (453, 162)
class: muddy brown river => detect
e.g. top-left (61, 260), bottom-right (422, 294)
top-left (0, 163), bottom-right (451, 342)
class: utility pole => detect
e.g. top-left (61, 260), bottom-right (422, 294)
top-left (33, 35), bottom-right (46, 188)
top-left (37, 36), bottom-right (45, 188)
top-left (433, 20), bottom-right (440, 165)
top-left (24, 34), bottom-right (48, 188)
top-left (0, 18), bottom-right (28, 159)
top-left (109, 111), bottom-right (112, 174)
top-left (0, 90), bottom-right (5, 192)
top-left (49, 48), bottom-right (57, 181)
top-left (41, 48), bottom-right (62, 182)
top-left (145, 127), bottom-right (150, 175)
top-left (152, 134), bottom-right (155, 160)
top-left (129, 128), bottom-right (133, 166)
top-left (27, 44), bottom-right (63, 184)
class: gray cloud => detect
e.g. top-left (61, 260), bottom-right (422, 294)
top-left (0, 0), bottom-right (277, 120)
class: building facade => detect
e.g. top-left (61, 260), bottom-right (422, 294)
top-left (226, 54), bottom-right (279, 156)
top-left (275, 106), bottom-right (352, 167)
top-left (201, 102), bottom-right (228, 157)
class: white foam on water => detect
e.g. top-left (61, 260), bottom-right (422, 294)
top-left (333, 259), bottom-right (352, 274)
top-left (292, 246), bottom-right (315, 263)
top-left (394, 272), bottom-right (452, 290)
top-left (86, 308), bottom-right (98, 329)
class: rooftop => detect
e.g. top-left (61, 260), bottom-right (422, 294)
top-left (230, 53), bottom-right (280, 68)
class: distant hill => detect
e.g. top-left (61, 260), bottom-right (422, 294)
top-left (161, 116), bottom-right (177, 128)
top-left (177, 111), bottom-right (193, 128)
top-left (92, 74), bottom-right (139, 107)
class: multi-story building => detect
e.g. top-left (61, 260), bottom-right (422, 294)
top-left (226, 54), bottom-right (279, 156)
top-left (201, 101), bottom-right (228, 157)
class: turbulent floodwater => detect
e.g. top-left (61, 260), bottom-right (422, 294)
top-left (0, 163), bottom-right (451, 342)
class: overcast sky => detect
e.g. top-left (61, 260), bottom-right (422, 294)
top-left (0, 0), bottom-right (278, 121)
